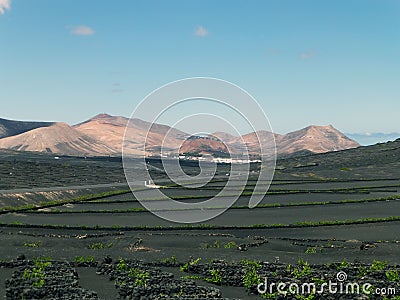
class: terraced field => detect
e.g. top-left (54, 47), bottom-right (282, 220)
top-left (0, 141), bottom-right (399, 299)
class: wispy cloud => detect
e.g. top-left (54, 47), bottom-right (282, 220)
top-left (300, 51), bottom-right (316, 60)
top-left (0, 0), bottom-right (11, 15)
top-left (70, 25), bottom-right (95, 36)
top-left (268, 49), bottom-right (280, 56)
top-left (111, 82), bottom-right (124, 93)
top-left (194, 26), bottom-right (208, 37)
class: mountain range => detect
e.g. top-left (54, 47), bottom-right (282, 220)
top-left (0, 114), bottom-right (360, 158)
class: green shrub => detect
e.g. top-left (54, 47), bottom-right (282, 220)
top-left (385, 268), bottom-right (399, 282)
top-left (205, 269), bottom-right (222, 285)
top-left (305, 246), bottom-right (317, 254)
top-left (370, 260), bottom-right (388, 272)
top-left (340, 167), bottom-right (352, 172)
top-left (181, 275), bottom-right (203, 280)
top-left (357, 265), bottom-right (368, 277)
top-left (116, 258), bottom-right (127, 271)
top-left (334, 259), bottom-right (350, 270)
top-left (180, 257), bottom-right (201, 272)
top-left (292, 260), bottom-right (312, 279)
top-left (223, 241), bottom-right (237, 249)
top-left (204, 240), bottom-right (225, 249)
top-left (23, 241), bottom-right (42, 248)
top-left (74, 256), bottom-right (94, 263)
top-left (161, 256), bottom-right (178, 265)
top-left (128, 268), bottom-right (149, 287)
top-left (87, 242), bottom-right (113, 250)
top-left (22, 257), bottom-right (52, 288)
top-left (241, 259), bottom-right (261, 268)
top-left (243, 263), bottom-right (261, 289)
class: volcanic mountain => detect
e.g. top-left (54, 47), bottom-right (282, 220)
top-left (0, 118), bottom-right (54, 139)
top-left (0, 122), bottom-right (115, 156)
top-left (277, 125), bottom-right (360, 156)
top-left (179, 136), bottom-right (229, 157)
top-left (0, 114), bottom-right (360, 157)
top-left (73, 114), bottom-right (129, 152)
top-left (209, 125), bottom-right (359, 157)
top-left (74, 114), bottom-right (188, 155)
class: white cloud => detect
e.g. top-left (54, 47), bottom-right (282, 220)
top-left (300, 51), bottom-right (315, 60)
top-left (194, 26), bottom-right (208, 37)
top-left (70, 25), bottom-right (95, 36)
top-left (0, 0), bottom-right (11, 15)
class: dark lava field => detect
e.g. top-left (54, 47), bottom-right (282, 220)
top-left (0, 139), bottom-right (400, 299)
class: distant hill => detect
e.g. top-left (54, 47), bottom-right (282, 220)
top-left (278, 125), bottom-right (359, 155)
top-left (208, 125), bottom-right (359, 158)
top-left (73, 114), bottom-right (130, 153)
top-left (0, 114), bottom-right (360, 157)
top-left (0, 118), bottom-right (54, 139)
top-left (0, 122), bottom-right (116, 156)
top-left (74, 114), bottom-right (188, 155)
top-left (179, 136), bottom-right (229, 157)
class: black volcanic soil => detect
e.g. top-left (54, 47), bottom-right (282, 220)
top-left (0, 140), bottom-right (400, 299)
top-left (2, 200), bottom-right (400, 228)
top-left (0, 226), bottom-right (399, 299)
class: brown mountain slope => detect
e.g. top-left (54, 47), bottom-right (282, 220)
top-left (207, 131), bottom-right (281, 156)
top-left (234, 130), bottom-right (282, 155)
top-left (73, 114), bottom-right (129, 152)
top-left (179, 137), bottom-right (229, 156)
top-left (74, 114), bottom-right (188, 155)
top-left (278, 125), bottom-right (360, 155)
top-left (205, 126), bottom-right (359, 157)
top-left (0, 123), bottom-right (116, 156)
top-left (0, 118), bottom-right (54, 139)
top-left (0, 114), bottom-right (360, 157)
top-left (209, 132), bottom-right (237, 143)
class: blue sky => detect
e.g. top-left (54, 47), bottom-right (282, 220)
top-left (0, 0), bottom-right (399, 135)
